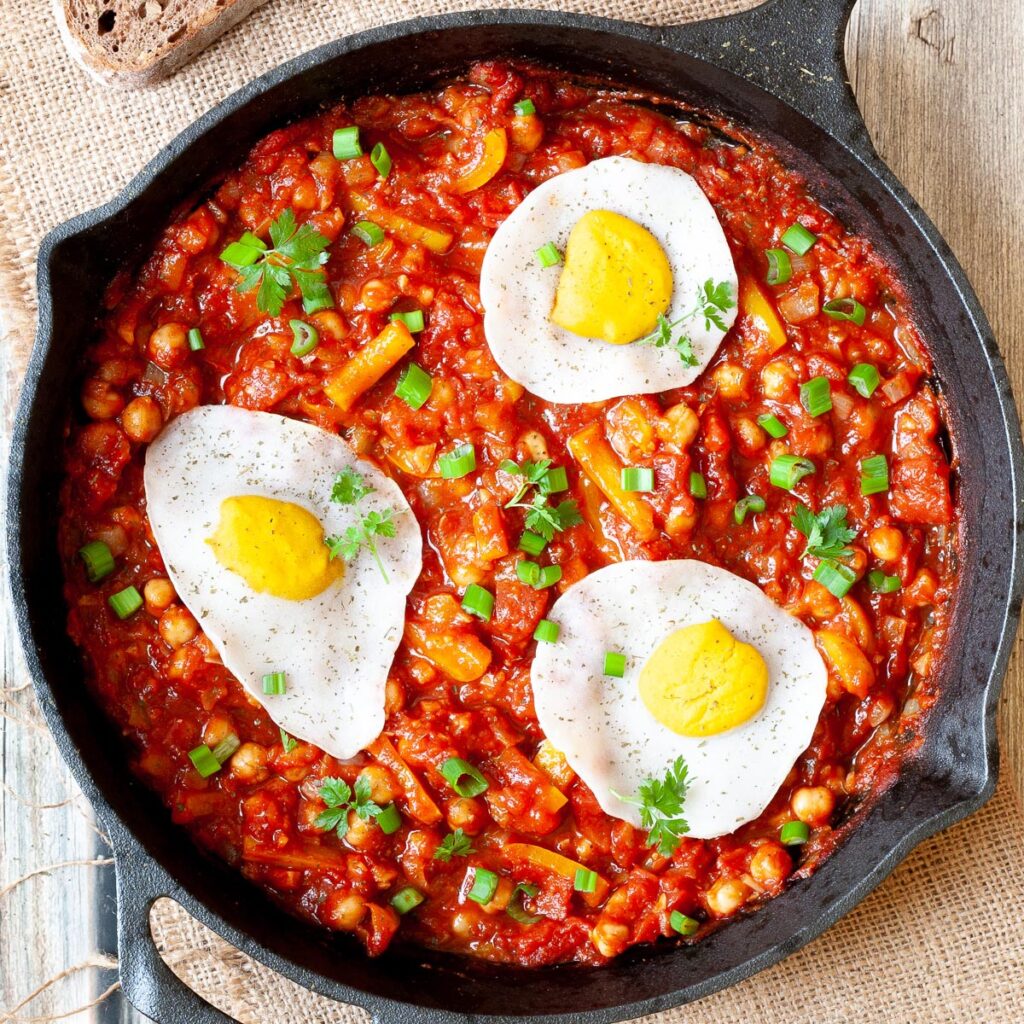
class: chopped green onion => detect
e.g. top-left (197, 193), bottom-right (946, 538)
top-left (506, 882), bottom-right (542, 924)
top-left (603, 652), bottom-right (626, 678)
top-left (370, 142), bottom-right (391, 178)
top-left (394, 362), bottom-right (433, 410)
top-left (621, 466), bottom-right (654, 492)
top-left (187, 327), bottom-right (205, 352)
top-left (440, 757), bottom-right (489, 797)
top-left (757, 413), bottom-right (788, 439)
top-left (780, 820), bottom-right (811, 845)
top-left (689, 472), bottom-right (707, 499)
top-left (188, 744), bottom-right (221, 778)
top-left (813, 558), bottom-right (857, 598)
top-left (769, 455), bottom-right (816, 490)
top-left (461, 584), bottom-right (494, 622)
top-left (868, 569), bottom-right (901, 593)
top-left (262, 671), bottom-right (287, 695)
top-left (536, 565), bottom-right (562, 589)
top-left (513, 98), bottom-right (536, 116)
top-left (733, 494), bottom-right (766, 525)
top-left (333, 126), bottom-right (362, 160)
top-left (376, 803), bottom-right (403, 835)
top-left (108, 585), bottom-right (142, 619)
top-left (78, 540), bottom-right (114, 583)
top-left (670, 910), bottom-right (699, 936)
top-left (540, 466), bottom-right (569, 494)
top-left (518, 530), bottom-right (547, 556)
top-left (351, 220), bottom-right (385, 247)
top-left (535, 242), bottom-right (562, 268)
top-left (782, 222), bottom-right (817, 255)
top-left (211, 733), bottom-right (240, 763)
top-left (823, 297), bottom-right (867, 326)
top-left (391, 885), bottom-right (424, 914)
top-left (765, 248), bottom-right (793, 286)
top-left (289, 319), bottom-right (319, 357)
top-left (848, 363), bottom-right (880, 398)
top-left (860, 454), bottom-right (889, 496)
top-left (219, 231), bottom-right (266, 267)
top-left (534, 619), bottom-right (560, 644)
top-left (800, 376), bottom-right (832, 417)
top-left (389, 309), bottom-right (425, 333)
top-left (467, 867), bottom-right (499, 905)
top-left (439, 443), bottom-right (476, 479)
top-left (574, 867), bottom-right (598, 893)
top-left (516, 559), bottom-right (540, 587)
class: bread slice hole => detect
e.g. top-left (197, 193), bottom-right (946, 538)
top-left (97, 9), bottom-right (116, 34)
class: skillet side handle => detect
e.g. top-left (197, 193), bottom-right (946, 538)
top-left (666, 0), bottom-right (875, 159)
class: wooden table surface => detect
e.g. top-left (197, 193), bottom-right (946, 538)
top-left (2, 1), bottom-right (1022, 1021)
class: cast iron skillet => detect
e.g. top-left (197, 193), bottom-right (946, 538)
top-left (9, 0), bottom-right (1024, 1021)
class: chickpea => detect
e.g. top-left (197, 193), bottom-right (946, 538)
top-left (121, 396), bottom-right (163, 443)
top-left (82, 377), bottom-right (125, 420)
top-left (791, 785), bottom-right (835, 826)
top-left (92, 523), bottom-right (128, 558)
top-left (345, 809), bottom-right (379, 850)
top-left (509, 112), bottom-right (543, 152)
top-left (711, 363), bottom-right (748, 400)
top-left (749, 843), bottom-right (792, 887)
top-left (310, 309), bottom-right (348, 343)
top-left (518, 429), bottom-right (549, 462)
top-left (229, 742), bottom-right (269, 784)
top-left (659, 402), bottom-right (700, 449)
top-left (158, 605), bottom-right (199, 648)
top-left (733, 416), bottom-right (766, 455)
top-left (385, 677), bottom-right (406, 713)
top-left (591, 919), bottom-right (630, 958)
top-left (446, 797), bottom-right (485, 835)
top-left (202, 714), bottom-right (236, 748)
top-left (760, 359), bottom-right (798, 398)
top-left (144, 577), bottom-right (176, 614)
top-left (803, 581), bottom-right (840, 619)
top-left (358, 764), bottom-right (397, 804)
top-left (706, 877), bottom-right (751, 917)
top-left (450, 910), bottom-right (475, 939)
top-left (325, 891), bottom-right (367, 931)
top-left (359, 278), bottom-right (399, 312)
top-left (867, 526), bottom-right (904, 563)
top-left (148, 323), bottom-right (190, 370)
top-left (665, 505), bottom-right (698, 539)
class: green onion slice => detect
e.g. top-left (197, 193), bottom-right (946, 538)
top-left (79, 540), bottom-right (114, 583)
top-left (621, 466), bottom-right (655, 493)
top-left (394, 362), bottom-right (433, 410)
top-left (540, 466), bottom-right (568, 494)
top-left (391, 885), bottom-right (424, 914)
top-left (108, 585), bottom-right (142, 619)
top-left (262, 671), bottom-right (287, 696)
top-left (574, 867), bottom-right (598, 893)
top-left (518, 530), bottom-right (547, 556)
top-left (506, 882), bottom-right (542, 925)
top-left (438, 443), bottom-right (476, 480)
top-left (757, 413), bottom-right (788, 439)
top-left (187, 327), bottom-right (205, 352)
top-left (461, 584), bottom-right (494, 622)
top-left (765, 248), bottom-right (793, 286)
top-left (370, 142), bottom-right (391, 178)
top-left (188, 744), bottom-right (221, 778)
top-left (781, 222), bottom-right (817, 255)
top-left (536, 565), bottom-right (562, 589)
top-left (800, 376), bottom-right (832, 417)
top-left (848, 363), bottom-right (880, 398)
top-left (211, 733), bottom-right (240, 763)
top-left (351, 220), bottom-right (385, 247)
top-left (440, 757), bottom-right (489, 797)
top-left (516, 559), bottom-right (540, 587)
top-left (670, 910), bottom-right (699, 936)
top-left (769, 454), bottom-right (816, 490)
top-left (534, 619), bottom-right (560, 644)
top-left (689, 472), bottom-right (707, 500)
top-left (603, 652), bottom-right (626, 678)
top-left (466, 867), bottom-right (499, 905)
top-left (389, 309), bottom-right (425, 333)
top-left (860, 454), bottom-right (889, 496)
top-left (219, 231), bottom-right (266, 267)
top-left (868, 569), bottom-right (901, 593)
top-left (780, 820), bottom-right (811, 845)
top-left (289, 319), bottom-right (319, 357)
top-left (513, 98), bottom-right (536, 116)
top-left (376, 803), bottom-right (403, 835)
top-left (733, 494), bottom-right (766, 525)
top-left (823, 297), bottom-right (867, 326)
top-left (333, 126), bottom-right (362, 160)
top-left (813, 558), bottom-right (857, 598)
top-left (535, 242), bottom-right (562, 268)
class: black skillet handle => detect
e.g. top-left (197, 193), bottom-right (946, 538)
top-left (666, 0), bottom-right (875, 159)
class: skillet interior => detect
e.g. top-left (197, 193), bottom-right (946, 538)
top-left (12, 11), bottom-right (1024, 1024)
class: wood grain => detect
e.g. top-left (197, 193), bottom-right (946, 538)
top-left (1, 1), bottom-right (1022, 1021)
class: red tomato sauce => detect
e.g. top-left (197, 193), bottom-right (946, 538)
top-left (59, 61), bottom-right (958, 965)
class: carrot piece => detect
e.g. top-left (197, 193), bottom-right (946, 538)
top-left (324, 321), bottom-right (415, 413)
top-left (241, 836), bottom-right (347, 870)
top-left (503, 842), bottom-right (609, 908)
top-left (472, 504), bottom-right (510, 562)
top-left (367, 736), bottom-right (443, 825)
top-left (451, 128), bottom-right (508, 194)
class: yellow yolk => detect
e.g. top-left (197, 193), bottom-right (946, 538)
top-left (638, 619), bottom-right (768, 737)
top-left (207, 495), bottom-right (343, 601)
top-left (550, 209), bottom-right (673, 345)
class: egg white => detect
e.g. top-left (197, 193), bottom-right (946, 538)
top-left (143, 405), bottom-right (422, 759)
top-left (480, 156), bottom-right (738, 404)
top-left (531, 559), bottom-right (827, 839)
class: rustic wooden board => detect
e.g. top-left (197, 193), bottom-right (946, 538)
top-left (1, 1), bottom-right (1022, 1021)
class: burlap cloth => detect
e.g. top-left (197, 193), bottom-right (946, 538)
top-left (1, 0), bottom-right (1023, 1021)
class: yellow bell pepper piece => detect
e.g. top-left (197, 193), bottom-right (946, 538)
top-left (451, 128), bottom-right (508, 195)
top-left (740, 276), bottom-right (788, 352)
top-left (504, 843), bottom-right (609, 908)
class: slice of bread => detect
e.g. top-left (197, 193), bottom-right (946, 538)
top-left (54, 0), bottom-right (272, 88)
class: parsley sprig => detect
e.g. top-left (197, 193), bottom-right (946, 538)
top-left (325, 467), bottom-right (398, 583)
top-left (501, 460), bottom-right (583, 542)
top-left (637, 279), bottom-right (736, 366)
top-left (279, 728), bottom-right (298, 754)
top-left (221, 208), bottom-right (333, 318)
top-left (792, 503), bottom-right (857, 560)
top-left (315, 775), bottom-right (386, 834)
top-left (615, 756), bottom-right (691, 857)
top-left (433, 827), bottom-right (475, 862)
